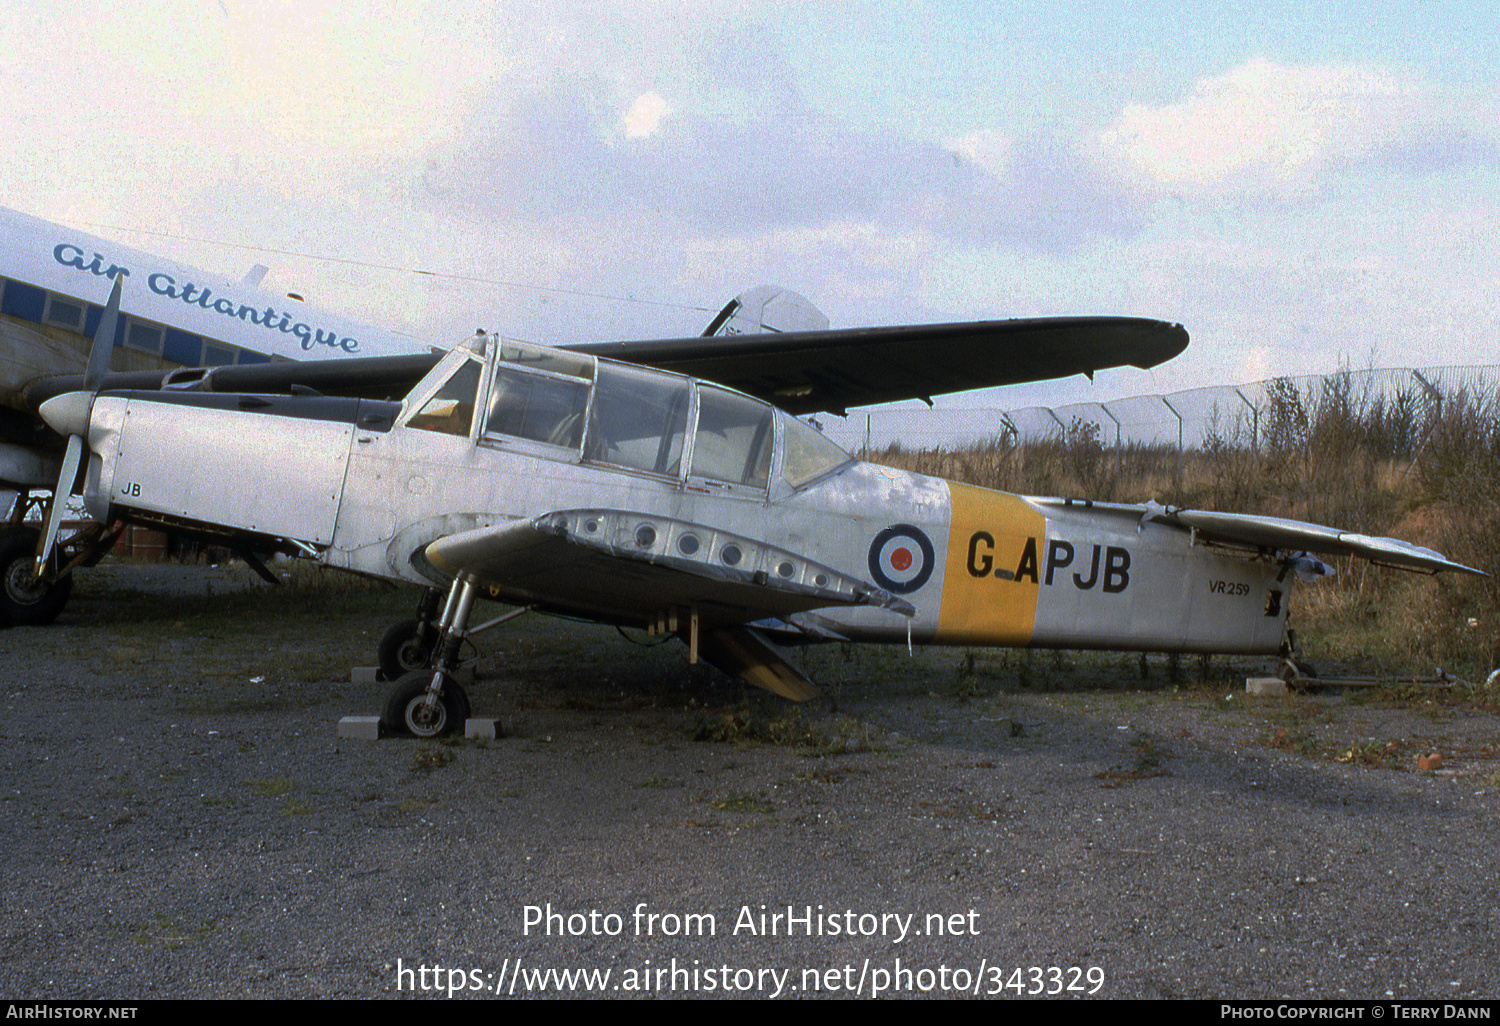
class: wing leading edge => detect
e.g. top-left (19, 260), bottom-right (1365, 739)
top-left (421, 508), bottom-right (915, 625)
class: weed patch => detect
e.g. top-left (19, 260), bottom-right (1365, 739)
top-left (1095, 733), bottom-right (1173, 788)
top-left (1262, 727), bottom-right (1325, 759)
top-left (132, 913), bottom-right (215, 950)
top-left (691, 702), bottom-right (886, 757)
top-left (410, 747), bottom-right (455, 774)
top-left (635, 775), bottom-right (679, 789)
top-left (1333, 739), bottom-right (1416, 768)
top-left (711, 793), bottom-right (775, 814)
top-left (247, 777), bottom-right (292, 797)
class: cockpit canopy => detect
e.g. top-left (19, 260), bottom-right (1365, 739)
top-left (405, 336), bottom-right (852, 493)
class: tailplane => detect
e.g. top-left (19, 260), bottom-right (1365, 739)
top-left (701, 285), bottom-right (829, 337)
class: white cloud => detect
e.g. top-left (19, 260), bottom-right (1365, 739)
top-left (623, 92), bottom-right (673, 139)
top-left (1099, 58), bottom-right (1443, 197)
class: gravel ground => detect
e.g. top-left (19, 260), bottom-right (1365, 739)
top-left (2, 562), bottom-right (1499, 1000)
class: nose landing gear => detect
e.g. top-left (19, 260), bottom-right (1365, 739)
top-left (378, 576), bottom-right (531, 737)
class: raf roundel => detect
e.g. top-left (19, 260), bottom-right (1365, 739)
top-left (867, 524), bottom-right (935, 595)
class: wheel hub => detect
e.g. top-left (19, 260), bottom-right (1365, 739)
top-left (398, 638), bottom-right (428, 670)
top-left (405, 696), bottom-right (446, 735)
top-left (4, 559), bottom-right (46, 605)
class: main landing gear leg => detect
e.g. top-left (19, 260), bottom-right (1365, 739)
top-left (382, 577), bottom-right (478, 738)
top-left (376, 587), bottom-right (443, 682)
top-left (1279, 627), bottom-right (1318, 686)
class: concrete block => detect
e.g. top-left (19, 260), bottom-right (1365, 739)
top-left (338, 715), bottom-right (383, 740)
top-left (465, 717), bottom-right (501, 739)
top-left (1246, 677), bottom-right (1287, 696)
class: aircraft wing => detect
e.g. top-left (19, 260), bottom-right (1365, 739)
top-left (571, 316), bottom-right (1189, 415)
top-left (23, 353), bottom-right (443, 409)
top-left (1053, 500), bottom-right (1485, 576)
top-left (421, 508), bottom-right (915, 626)
top-left (25, 316), bottom-right (1185, 416)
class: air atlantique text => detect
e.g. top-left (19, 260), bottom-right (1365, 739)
top-left (51, 242), bottom-right (362, 353)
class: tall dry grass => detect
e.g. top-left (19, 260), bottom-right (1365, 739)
top-left (868, 376), bottom-right (1500, 678)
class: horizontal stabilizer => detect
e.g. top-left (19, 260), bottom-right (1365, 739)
top-left (701, 285), bottom-right (830, 337)
top-left (1133, 502), bottom-right (1486, 576)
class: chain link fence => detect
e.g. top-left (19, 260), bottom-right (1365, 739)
top-left (818, 365), bottom-right (1500, 457)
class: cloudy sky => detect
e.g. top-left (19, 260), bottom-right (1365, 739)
top-left (3, 0), bottom-right (1497, 412)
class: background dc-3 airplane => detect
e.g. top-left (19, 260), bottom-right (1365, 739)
top-left (27, 262), bottom-right (1483, 737)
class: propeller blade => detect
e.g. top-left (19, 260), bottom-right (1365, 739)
top-left (83, 272), bottom-right (123, 391)
top-left (34, 274), bottom-right (124, 578)
top-left (35, 434), bottom-right (84, 576)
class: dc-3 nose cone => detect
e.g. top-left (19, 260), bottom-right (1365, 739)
top-left (38, 391), bottom-right (94, 439)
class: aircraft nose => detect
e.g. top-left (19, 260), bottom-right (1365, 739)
top-left (38, 391), bottom-right (94, 439)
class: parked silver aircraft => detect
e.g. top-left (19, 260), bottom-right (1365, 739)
top-left (27, 275), bottom-right (1481, 736)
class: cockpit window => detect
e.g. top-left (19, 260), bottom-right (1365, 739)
top-left (408, 359), bottom-right (482, 436)
top-left (781, 415), bottom-right (853, 488)
top-left (485, 369), bottom-right (589, 448)
top-left (691, 386), bottom-right (774, 488)
top-left (483, 341), bottom-right (594, 451)
top-left (585, 361), bottom-right (690, 477)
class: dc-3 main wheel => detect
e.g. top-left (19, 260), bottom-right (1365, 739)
top-left (0, 527), bottom-right (72, 627)
top-left (377, 618), bottom-right (433, 682)
top-left (382, 671), bottom-right (470, 738)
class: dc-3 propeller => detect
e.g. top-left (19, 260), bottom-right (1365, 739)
top-left (34, 272), bottom-right (124, 576)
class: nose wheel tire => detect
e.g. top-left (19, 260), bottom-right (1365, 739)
top-left (382, 671), bottom-right (470, 738)
top-left (0, 527), bottom-right (72, 627)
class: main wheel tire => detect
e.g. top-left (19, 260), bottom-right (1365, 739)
top-left (0, 527), bottom-right (72, 627)
top-left (377, 618), bottom-right (432, 682)
top-left (382, 671), bottom-right (469, 738)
